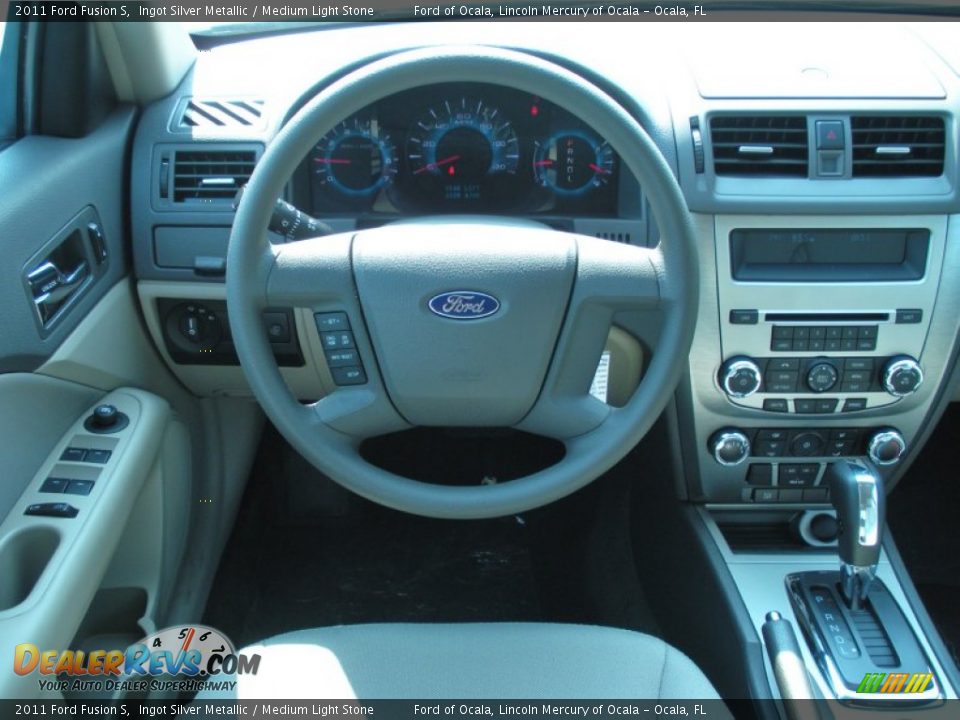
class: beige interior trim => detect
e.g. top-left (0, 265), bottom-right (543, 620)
top-left (94, 22), bottom-right (195, 104)
top-left (0, 389), bottom-right (170, 699)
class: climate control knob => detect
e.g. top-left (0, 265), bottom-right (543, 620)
top-left (806, 360), bottom-right (839, 393)
top-left (867, 428), bottom-right (907, 466)
top-left (882, 356), bottom-right (923, 397)
top-left (720, 357), bottom-right (762, 398)
top-left (710, 429), bottom-right (751, 467)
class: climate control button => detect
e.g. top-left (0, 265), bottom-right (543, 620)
top-left (709, 429), bottom-right (751, 467)
top-left (868, 428), bottom-right (906, 465)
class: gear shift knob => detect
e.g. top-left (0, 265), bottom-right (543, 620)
top-left (826, 460), bottom-right (885, 609)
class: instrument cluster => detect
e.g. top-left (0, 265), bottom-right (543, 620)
top-left (303, 83), bottom-right (622, 218)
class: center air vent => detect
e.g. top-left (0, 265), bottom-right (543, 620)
top-left (172, 149), bottom-right (256, 204)
top-left (710, 116), bottom-right (808, 177)
top-left (851, 116), bottom-right (945, 177)
top-left (175, 98), bottom-right (265, 130)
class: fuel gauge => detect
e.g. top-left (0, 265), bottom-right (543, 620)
top-left (533, 131), bottom-right (615, 195)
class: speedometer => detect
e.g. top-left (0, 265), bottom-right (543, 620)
top-left (406, 98), bottom-right (519, 196)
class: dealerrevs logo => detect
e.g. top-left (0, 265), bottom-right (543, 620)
top-left (13, 625), bottom-right (259, 694)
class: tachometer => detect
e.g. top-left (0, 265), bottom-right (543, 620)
top-left (533, 131), bottom-right (615, 195)
top-left (407, 98), bottom-right (519, 186)
top-left (313, 118), bottom-right (397, 197)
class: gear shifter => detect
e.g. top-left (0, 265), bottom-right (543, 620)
top-left (826, 460), bottom-right (885, 610)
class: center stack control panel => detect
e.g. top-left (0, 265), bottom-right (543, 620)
top-left (695, 216), bottom-right (948, 506)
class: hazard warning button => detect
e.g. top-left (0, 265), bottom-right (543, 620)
top-left (816, 120), bottom-right (845, 150)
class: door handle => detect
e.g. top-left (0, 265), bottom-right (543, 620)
top-left (28, 260), bottom-right (90, 313)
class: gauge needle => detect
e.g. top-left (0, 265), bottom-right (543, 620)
top-left (589, 163), bottom-right (612, 174)
top-left (415, 155), bottom-right (461, 174)
top-left (534, 160), bottom-right (554, 167)
top-left (314, 158), bottom-right (352, 165)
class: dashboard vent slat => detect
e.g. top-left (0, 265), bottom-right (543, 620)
top-left (177, 98), bottom-right (266, 130)
top-left (851, 116), bottom-right (945, 177)
top-left (710, 116), bottom-right (809, 177)
top-left (172, 150), bottom-right (256, 203)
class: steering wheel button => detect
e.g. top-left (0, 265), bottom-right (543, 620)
top-left (332, 366), bottom-right (367, 386)
top-left (326, 349), bottom-right (360, 368)
top-left (315, 312), bottom-right (351, 331)
top-left (321, 331), bottom-right (355, 350)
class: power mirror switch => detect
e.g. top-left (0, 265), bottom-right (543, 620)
top-left (65, 480), bottom-right (95, 496)
top-left (25, 502), bottom-right (78, 518)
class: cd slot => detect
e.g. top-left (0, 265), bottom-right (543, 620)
top-left (765, 312), bottom-right (890, 323)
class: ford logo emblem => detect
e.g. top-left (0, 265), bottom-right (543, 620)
top-left (428, 291), bottom-right (500, 320)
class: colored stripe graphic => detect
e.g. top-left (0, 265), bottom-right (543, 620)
top-left (857, 672), bottom-right (934, 693)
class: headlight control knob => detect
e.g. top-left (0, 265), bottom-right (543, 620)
top-left (719, 357), bottom-right (762, 398)
top-left (868, 429), bottom-right (906, 466)
top-left (882, 356), bottom-right (923, 397)
top-left (710, 429), bottom-right (751, 467)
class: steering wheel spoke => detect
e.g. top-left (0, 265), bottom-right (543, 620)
top-left (263, 233), bottom-right (356, 308)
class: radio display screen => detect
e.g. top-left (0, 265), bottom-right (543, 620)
top-left (730, 228), bottom-right (929, 282)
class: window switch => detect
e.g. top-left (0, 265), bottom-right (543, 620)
top-left (40, 477), bottom-right (69, 493)
top-left (60, 447), bottom-right (86, 462)
top-left (25, 502), bottom-right (79, 518)
top-left (65, 480), bottom-right (95, 496)
top-left (83, 449), bottom-right (111, 464)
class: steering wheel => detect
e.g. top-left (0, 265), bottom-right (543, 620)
top-left (227, 46), bottom-right (698, 519)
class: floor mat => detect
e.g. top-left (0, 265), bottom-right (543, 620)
top-left (203, 426), bottom-right (658, 648)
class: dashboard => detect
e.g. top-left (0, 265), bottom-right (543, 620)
top-left (295, 83), bottom-right (624, 219)
top-left (129, 21), bottom-right (960, 511)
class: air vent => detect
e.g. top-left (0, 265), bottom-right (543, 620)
top-left (596, 231), bottom-right (632, 244)
top-left (710, 116), bottom-right (809, 177)
top-left (176, 98), bottom-right (265, 130)
top-left (851, 116), bottom-right (944, 177)
top-left (173, 150), bottom-right (256, 203)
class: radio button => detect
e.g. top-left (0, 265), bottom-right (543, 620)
top-left (772, 326), bottom-right (794, 339)
top-left (857, 339), bottom-right (877, 351)
top-left (720, 357), bottom-right (763, 398)
top-left (840, 338), bottom-right (858, 352)
top-left (809, 339), bottom-right (825, 351)
top-left (825, 327), bottom-right (843, 340)
top-left (842, 398), bottom-right (868, 412)
top-left (858, 326), bottom-right (878, 339)
top-left (806, 361), bottom-right (839, 393)
top-left (768, 358), bottom-right (800, 372)
top-left (763, 399), bottom-right (789, 412)
top-left (842, 327), bottom-right (858, 339)
top-left (882, 356), bottom-right (923, 397)
top-left (842, 370), bottom-right (871, 384)
top-left (771, 339), bottom-right (793, 352)
top-left (825, 339), bottom-right (842, 352)
top-left (730, 309), bottom-right (759, 324)
top-left (814, 399), bottom-right (839, 413)
top-left (895, 309), bottom-right (922, 324)
top-left (841, 381), bottom-right (869, 393)
top-left (844, 358), bottom-right (874, 371)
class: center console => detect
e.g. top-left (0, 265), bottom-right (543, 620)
top-left (678, 211), bottom-right (960, 710)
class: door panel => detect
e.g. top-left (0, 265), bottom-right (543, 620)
top-left (0, 107), bottom-right (134, 371)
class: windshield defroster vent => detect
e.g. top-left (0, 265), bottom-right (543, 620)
top-left (710, 116), bottom-right (809, 177)
top-left (851, 116), bottom-right (945, 177)
top-left (172, 149), bottom-right (256, 204)
top-left (175, 98), bottom-right (266, 130)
